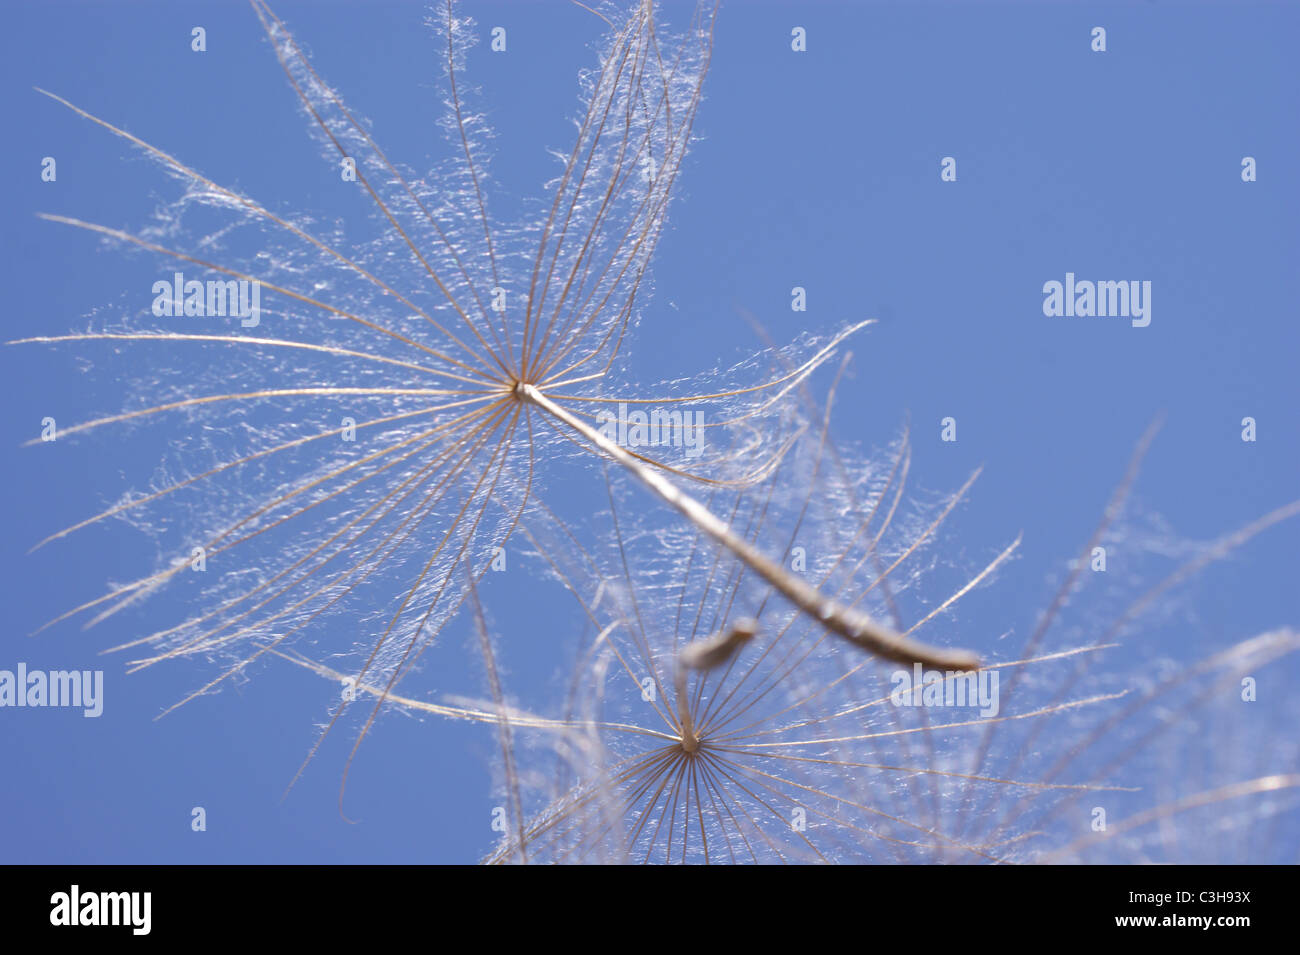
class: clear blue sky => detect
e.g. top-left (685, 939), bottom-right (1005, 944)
top-left (2, 1), bottom-right (1296, 863)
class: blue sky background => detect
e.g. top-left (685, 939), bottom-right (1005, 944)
top-left (2, 0), bottom-right (1297, 863)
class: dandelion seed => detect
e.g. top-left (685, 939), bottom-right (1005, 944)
top-left (21, 0), bottom-right (972, 801)
top-left (474, 405), bottom-right (1300, 864)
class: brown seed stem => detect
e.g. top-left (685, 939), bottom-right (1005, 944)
top-left (519, 383), bottom-right (980, 671)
